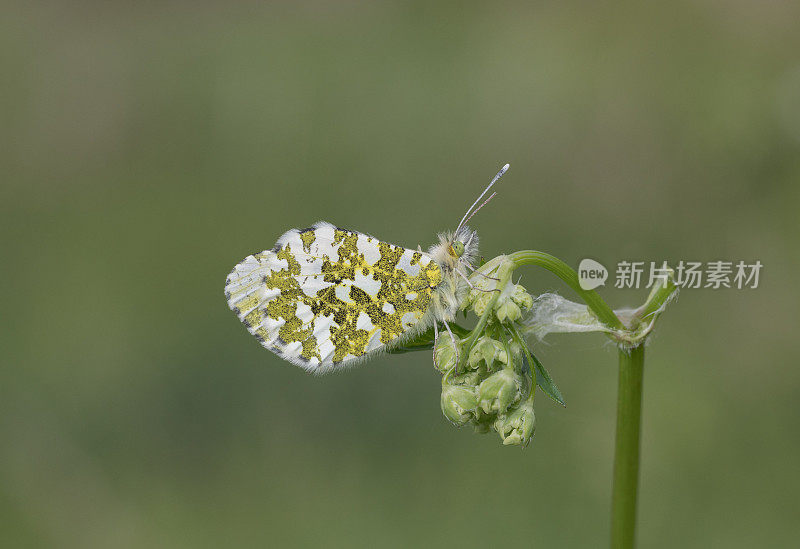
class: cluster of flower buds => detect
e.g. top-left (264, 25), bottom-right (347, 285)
top-left (464, 281), bottom-right (534, 323)
top-left (436, 280), bottom-right (537, 446)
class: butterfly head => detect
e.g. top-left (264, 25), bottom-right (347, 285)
top-left (449, 240), bottom-right (465, 258)
top-left (429, 163), bottom-right (509, 279)
top-left (431, 225), bottom-right (480, 272)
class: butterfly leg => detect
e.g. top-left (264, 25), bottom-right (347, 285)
top-left (456, 269), bottom-right (475, 289)
top-left (465, 263), bottom-right (500, 281)
top-left (442, 320), bottom-right (460, 372)
top-left (432, 320), bottom-right (440, 370)
top-left (457, 268), bottom-right (499, 293)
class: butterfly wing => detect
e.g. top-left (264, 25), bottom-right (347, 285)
top-left (225, 221), bottom-right (443, 373)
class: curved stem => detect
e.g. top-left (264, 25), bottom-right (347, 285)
top-left (507, 251), bottom-right (623, 330)
top-left (610, 344), bottom-right (645, 549)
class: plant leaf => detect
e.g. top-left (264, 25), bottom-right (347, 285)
top-left (527, 348), bottom-right (566, 407)
top-left (509, 324), bottom-right (566, 407)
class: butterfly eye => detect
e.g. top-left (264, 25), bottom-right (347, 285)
top-left (450, 241), bottom-right (465, 258)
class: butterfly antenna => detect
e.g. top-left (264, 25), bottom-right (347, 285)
top-left (462, 191), bottom-right (496, 227)
top-left (455, 163), bottom-right (510, 233)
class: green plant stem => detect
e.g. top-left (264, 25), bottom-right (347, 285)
top-left (507, 251), bottom-right (623, 330)
top-left (457, 259), bottom-right (514, 371)
top-left (610, 344), bottom-right (645, 549)
top-left (633, 271), bottom-right (679, 327)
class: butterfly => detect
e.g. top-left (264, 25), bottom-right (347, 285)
top-left (224, 164), bottom-right (509, 373)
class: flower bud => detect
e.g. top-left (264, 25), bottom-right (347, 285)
top-left (495, 300), bottom-right (522, 323)
top-left (478, 367), bottom-right (523, 414)
top-left (459, 291), bottom-right (473, 311)
top-left (511, 283), bottom-right (534, 310)
top-left (440, 382), bottom-right (478, 426)
top-left (491, 283), bottom-right (533, 323)
top-left (470, 289), bottom-right (494, 317)
top-left (434, 333), bottom-right (459, 373)
top-left (494, 395), bottom-right (536, 446)
top-left (451, 369), bottom-right (484, 387)
top-left (467, 335), bottom-right (508, 370)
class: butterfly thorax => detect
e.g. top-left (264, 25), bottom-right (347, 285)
top-left (425, 225), bottom-right (479, 322)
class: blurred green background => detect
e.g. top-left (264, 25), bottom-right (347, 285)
top-left (2, 1), bottom-right (799, 547)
